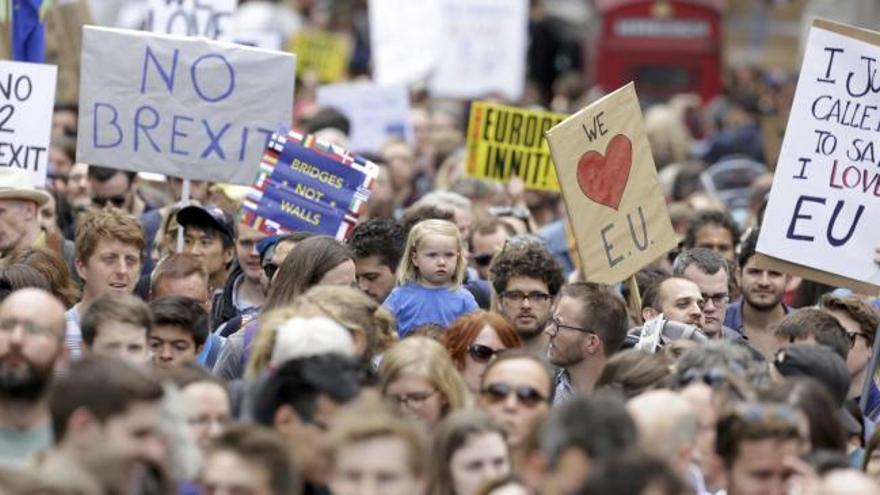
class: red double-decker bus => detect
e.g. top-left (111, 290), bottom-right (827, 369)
top-left (592, 0), bottom-right (724, 103)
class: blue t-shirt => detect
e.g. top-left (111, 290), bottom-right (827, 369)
top-left (384, 283), bottom-right (479, 337)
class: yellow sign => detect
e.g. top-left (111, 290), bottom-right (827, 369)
top-left (288, 30), bottom-right (350, 83)
top-left (465, 101), bottom-right (565, 191)
top-left (545, 83), bottom-right (677, 284)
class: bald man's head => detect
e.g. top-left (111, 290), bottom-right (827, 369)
top-left (0, 289), bottom-right (67, 402)
top-left (0, 289), bottom-right (66, 339)
top-left (627, 390), bottom-right (699, 477)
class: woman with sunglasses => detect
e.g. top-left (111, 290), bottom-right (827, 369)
top-left (477, 350), bottom-right (552, 469)
top-left (428, 409), bottom-right (512, 495)
top-left (444, 311), bottom-right (523, 393)
top-left (380, 336), bottom-right (470, 428)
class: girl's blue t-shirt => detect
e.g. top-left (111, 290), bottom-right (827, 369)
top-left (384, 283), bottom-right (479, 337)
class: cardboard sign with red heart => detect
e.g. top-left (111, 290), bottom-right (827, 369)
top-left (545, 83), bottom-right (677, 285)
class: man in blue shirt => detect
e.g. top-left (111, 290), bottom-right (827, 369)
top-left (724, 229), bottom-right (790, 357)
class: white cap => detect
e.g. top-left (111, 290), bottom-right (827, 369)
top-left (270, 317), bottom-right (355, 367)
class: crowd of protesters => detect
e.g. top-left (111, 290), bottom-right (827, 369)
top-left (3, 2), bottom-right (880, 495)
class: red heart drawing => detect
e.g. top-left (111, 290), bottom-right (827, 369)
top-left (576, 134), bottom-right (632, 210)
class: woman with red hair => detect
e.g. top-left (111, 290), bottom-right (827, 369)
top-left (444, 311), bottom-right (523, 393)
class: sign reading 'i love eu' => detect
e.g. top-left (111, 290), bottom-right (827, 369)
top-left (545, 83), bottom-right (677, 284)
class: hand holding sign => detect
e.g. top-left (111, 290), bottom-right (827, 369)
top-left (545, 83), bottom-right (677, 284)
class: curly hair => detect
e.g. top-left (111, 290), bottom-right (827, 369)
top-left (684, 210), bottom-right (740, 250)
top-left (349, 218), bottom-right (407, 272)
top-left (819, 294), bottom-right (880, 345)
top-left (74, 208), bottom-right (145, 264)
top-left (489, 242), bottom-right (564, 297)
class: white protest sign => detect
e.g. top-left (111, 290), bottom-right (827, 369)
top-left (316, 82), bottom-right (412, 154)
top-left (146, 0), bottom-right (237, 40)
top-left (368, 0), bottom-right (442, 86)
top-left (77, 26), bottom-right (295, 184)
top-left (0, 61), bottom-right (57, 187)
top-left (757, 19), bottom-right (880, 291)
top-left (428, 0), bottom-right (528, 101)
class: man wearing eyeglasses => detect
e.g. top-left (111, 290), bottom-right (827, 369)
top-left (673, 248), bottom-right (739, 339)
top-left (490, 241), bottom-right (565, 356)
top-left (546, 283), bottom-right (628, 403)
top-left (0, 289), bottom-right (67, 468)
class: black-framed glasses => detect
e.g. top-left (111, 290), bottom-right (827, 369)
top-left (262, 261), bottom-right (279, 280)
top-left (387, 389), bottom-right (437, 409)
top-left (473, 254), bottom-right (494, 267)
top-left (92, 194), bottom-right (127, 208)
top-left (501, 290), bottom-right (552, 305)
top-left (481, 383), bottom-right (547, 408)
top-left (700, 292), bottom-right (730, 307)
top-left (468, 344), bottom-right (504, 363)
top-left (548, 316), bottom-right (595, 335)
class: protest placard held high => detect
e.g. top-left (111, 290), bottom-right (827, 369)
top-left (545, 83), bottom-right (677, 284)
top-left (466, 101), bottom-right (564, 191)
top-left (0, 61), bottom-right (57, 186)
top-left (77, 27), bottom-right (295, 184)
top-left (757, 19), bottom-right (880, 292)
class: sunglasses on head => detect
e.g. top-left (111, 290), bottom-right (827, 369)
top-left (468, 344), bottom-right (503, 363)
top-left (481, 382), bottom-right (547, 408)
top-left (92, 194), bottom-right (127, 208)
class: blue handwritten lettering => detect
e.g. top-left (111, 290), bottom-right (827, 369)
top-left (191, 53), bottom-right (235, 103)
top-left (200, 120), bottom-right (230, 159)
top-left (171, 115), bottom-right (194, 156)
top-left (141, 46), bottom-right (179, 95)
top-left (134, 106), bottom-right (161, 152)
top-left (93, 103), bottom-right (123, 149)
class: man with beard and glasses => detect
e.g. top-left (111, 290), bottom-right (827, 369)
top-left (0, 288), bottom-right (67, 467)
top-left (724, 229), bottom-right (790, 352)
top-left (673, 248), bottom-right (741, 340)
top-left (489, 240), bottom-right (564, 357)
top-left (546, 283), bottom-right (628, 403)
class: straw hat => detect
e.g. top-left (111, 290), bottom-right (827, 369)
top-left (0, 168), bottom-right (51, 206)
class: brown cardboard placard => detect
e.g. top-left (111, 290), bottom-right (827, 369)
top-left (545, 82), bottom-right (677, 285)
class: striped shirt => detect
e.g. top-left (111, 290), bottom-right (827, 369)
top-left (64, 305), bottom-right (83, 360)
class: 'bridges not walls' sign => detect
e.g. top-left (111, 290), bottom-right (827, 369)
top-left (77, 26), bottom-right (295, 184)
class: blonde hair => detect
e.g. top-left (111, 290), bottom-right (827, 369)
top-left (397, 219), bottom-right (466, 288)
top-left (246, 285), bottom-right (399, 379)
top-left (379, 337), bottom-right (471, 416)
